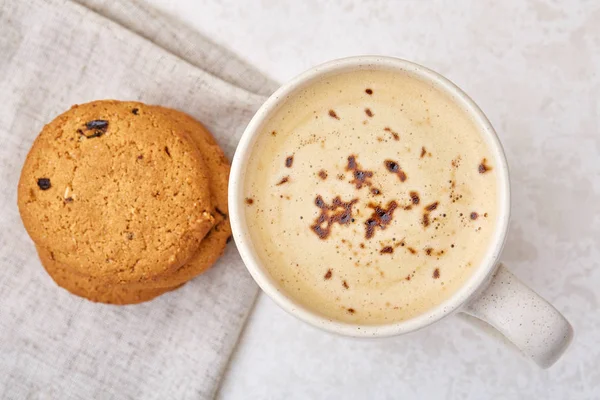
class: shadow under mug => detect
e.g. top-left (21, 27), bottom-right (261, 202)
top-left (229, 56), bottom-right (573, 368)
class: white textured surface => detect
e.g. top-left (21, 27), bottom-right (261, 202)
top-left (146, 0), bottom-right (599, 398)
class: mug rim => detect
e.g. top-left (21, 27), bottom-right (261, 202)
top-left (229, 55), bottom-right (511, 337)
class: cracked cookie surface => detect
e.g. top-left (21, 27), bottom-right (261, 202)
top-left (130, 107), bottom-right (232, 288)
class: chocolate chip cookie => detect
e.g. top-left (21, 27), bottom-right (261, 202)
top-left (36, 246), bottom-right (182, 305)
top-left (18, 100), bottom-right (215, 284)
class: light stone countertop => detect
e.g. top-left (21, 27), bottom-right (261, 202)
top-left (145, 1), bottom-right (599, 398)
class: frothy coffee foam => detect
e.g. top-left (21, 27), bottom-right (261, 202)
top-left (244, 69), bottom-right (498, 324)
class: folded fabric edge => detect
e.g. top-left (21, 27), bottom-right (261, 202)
top-left (73, 0), bottom-right (280, 97)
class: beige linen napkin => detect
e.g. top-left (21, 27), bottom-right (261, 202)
top-left (0, 0), bottom-right (278, 398)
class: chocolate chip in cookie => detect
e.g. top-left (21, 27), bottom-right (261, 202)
top-left (37, 178), bottom-right (51, 190)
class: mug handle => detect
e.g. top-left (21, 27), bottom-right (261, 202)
top-left (461, 263), bottom-right (573, 368)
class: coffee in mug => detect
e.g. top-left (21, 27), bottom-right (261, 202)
top-left (243, 69), bottom-right (498, 324)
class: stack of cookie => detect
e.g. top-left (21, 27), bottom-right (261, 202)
top-left (17, 100), bottom-right (231, 304)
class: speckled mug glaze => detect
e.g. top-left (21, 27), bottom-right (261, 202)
top-left (229, 56), bottom-right (573, 368)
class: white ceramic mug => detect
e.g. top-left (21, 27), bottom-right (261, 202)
top-left (229, 56), bottom-right (573, 368)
